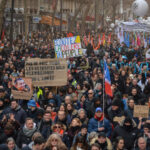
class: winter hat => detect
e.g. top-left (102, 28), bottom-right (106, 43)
top-left (95, 107), bottom-right (102, 113)
top-left (98, 132), bottom-right (106, 138)
top-left (48, 99), bottom-right (56, 105)
top-left (124, 117), bottom-right (132, 124)
top-left (27, 99), bottom-right (36, 107)
top-left (81, 124), bottom-right (88, 129)
top-left (112, 100), bottom-right (121, 107)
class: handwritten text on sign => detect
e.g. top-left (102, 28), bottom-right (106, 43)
top-left (133, 105), bottom-right (149, 118)
top-left (25, 58), bottom-right (67, 86)
top-left (54, 36), bottom-right (83, 58)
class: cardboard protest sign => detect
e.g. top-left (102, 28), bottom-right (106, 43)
top-left (25, 58), bottom-right (67, 87)
top-left (133, 105), bottom-right (149, 118)
top-left (11, 77), bottom-right (33, 100)
top-left (54, 36), bottom-right (85, 58)
top-left (113, 116), bottom-right (125, 125)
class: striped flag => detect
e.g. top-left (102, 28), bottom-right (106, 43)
top-left (104, 59), bottom-right (113, 97)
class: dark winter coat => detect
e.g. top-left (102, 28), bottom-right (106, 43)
top-left (111, 120), bottom-right (140, 150)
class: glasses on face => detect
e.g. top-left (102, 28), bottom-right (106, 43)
top-left (54, 126), bottom-right (61, 129)
top-left (88, 93), bottom-right (93, 95)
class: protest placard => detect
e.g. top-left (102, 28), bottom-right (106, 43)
top-left (25, 58), bottom-right (67, 87)
top-left (133, 105), bottom-right (149, 118)
top-left (11, 77), bottom-right (33, 100)
top-left (113, 116), bottom-right (125, 125)
top-left (54, 36), bottom-right (85, 58)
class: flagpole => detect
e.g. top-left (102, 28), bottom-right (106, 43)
top-left (103, 58), bottom-right (105, 125)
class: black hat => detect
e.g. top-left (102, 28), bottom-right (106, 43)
top-left (81, 124), bottom-right (88, 129)
top-left (98, 132), bottom-right (106, 138)
top-left (124, 117), bottom-right (132, 124)
top-left (112, 100), bottom-right (121, 107)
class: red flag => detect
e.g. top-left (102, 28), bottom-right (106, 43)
top-left (67, 32), bottom-right (73, 37)
top-left (91, 37), bottom-right (94, 46)
top-left (1, 30), bottom-right (5, 40)
top-left (88, 33), bottom-right (91, 43)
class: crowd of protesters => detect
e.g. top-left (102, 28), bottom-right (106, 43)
top-left (0, 30), bottom-right (150, 150)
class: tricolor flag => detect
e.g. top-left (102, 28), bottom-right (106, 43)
top-left (104, 59), bottom-right (113, 97)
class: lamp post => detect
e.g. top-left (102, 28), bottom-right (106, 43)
top-left (10, 0), bottom-right (14, 49)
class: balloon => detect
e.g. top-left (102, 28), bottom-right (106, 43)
top-left (110, 23), bottom-right (115, 28)
top-left (132, 0), bottom-right (149, 17)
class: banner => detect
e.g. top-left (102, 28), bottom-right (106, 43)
top-left (54, 36), bottom-right (83, 58)
top-left (133, 105), bottom-right (149, 118)
top-left (11, 77), bottom-right (33, 100)
top-left (120, 22), bottom-right (150, 32)
top-left (25, 58), bottom-right (67, 86)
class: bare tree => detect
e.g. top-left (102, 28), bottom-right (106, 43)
top-left (52, 0), bottom-right (58, 27)
top-left (80, 0), bottom-right (91, 34)
top-left (69, 0), bottom-right (86, 32)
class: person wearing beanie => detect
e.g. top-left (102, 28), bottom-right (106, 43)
top-left (72, 124), bottom-right (89, 145)
top-left (27, 99), bottom-right (44, 123)
top-left (107, 99), bottom-right (127, 127)
top-left (88, 107), bottom-right (112, 137)
top-left (111, 117), bottom-right (140, 150)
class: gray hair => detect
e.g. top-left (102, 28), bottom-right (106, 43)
top-left (78, 108), bottom-right (86, 116)
top-left (6, 137), bottom-right (15, 144)
top-left (94, 83), bottom-right (102, 90)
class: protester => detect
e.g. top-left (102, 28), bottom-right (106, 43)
top-left (16, 118), bottom-right (37, 148)
top-left (0, 29), bottom-right (150, 150)
top-left (88, 107), bottom-right (112, 137)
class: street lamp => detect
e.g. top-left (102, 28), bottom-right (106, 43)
top-left (10, 0), bottom-right (14, 49)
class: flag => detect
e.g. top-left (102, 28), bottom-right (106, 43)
top-left (118, 28), bottom-right (124, 44)
top-left (98, 34), bottom-right (101, 46)
top-left (126, 33), bottom-right (130, 47)
top-left (144, 36), bottom-right (148, 48)
top-left (91, 37), bottom-right (94, 46)
top-left (88, 33), bottom-right (90, 43)
top-left (137, 34), bottom-right (141, 46)
top-left (83, 35), bottom-right (88, 46)
top-left (107, 33), bottom-right (111, 44)
top-left (124, 32), bottom-right (127, 45)
top-left (1, 30), bottom-right (5, 40)
top-left (104, 59), bottom-right (113, 97)
top-left (102, 33), bottom-right (105, 46)
top-left (132, 37), bottom-right (135, 47)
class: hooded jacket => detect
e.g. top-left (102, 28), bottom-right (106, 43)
top-left (88, 114), bottom-right (112, 137)
top-left (111, 118), bottom-right (140, 150)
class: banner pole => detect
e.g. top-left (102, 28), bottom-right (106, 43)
top-left (103, 58), bottom-right (105, 125)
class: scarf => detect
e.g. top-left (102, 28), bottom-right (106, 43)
top-left (94, 114), bottom-right (104, 122)
top-left (23, 123), bottom-right (37, 137)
